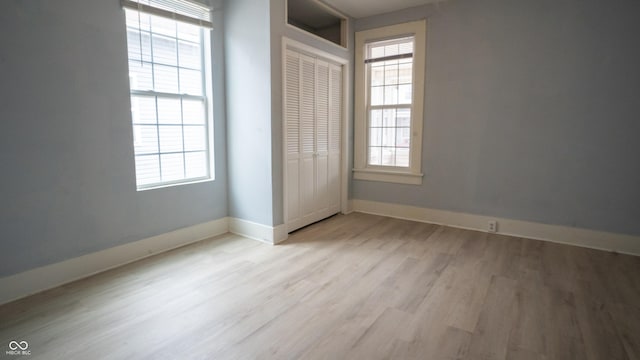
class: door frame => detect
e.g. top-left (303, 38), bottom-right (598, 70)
top-left (282, 37), bottom-right (350, 232)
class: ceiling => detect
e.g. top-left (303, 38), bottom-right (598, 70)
top-left (321, 0), bottom-right (443, 19)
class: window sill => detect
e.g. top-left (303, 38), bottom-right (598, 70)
top-left (353, 168), bottom-right (423, 185)
top-left (137, 176), bottom-right (214, 192)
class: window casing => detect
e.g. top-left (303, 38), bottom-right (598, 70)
top-left (124, 6), bottom-right (213, 190)
top-left (354, 21), bottom-right (426, 185)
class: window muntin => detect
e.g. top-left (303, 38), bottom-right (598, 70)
top-left (366, 36), bottom-right (414, 168)
top-left (125, 9), bottom-right (211, 189)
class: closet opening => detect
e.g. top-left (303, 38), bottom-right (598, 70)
top-left (286, 0), bottom-right (348, 48)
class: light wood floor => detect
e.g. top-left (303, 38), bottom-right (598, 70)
top-left (1, 213), bottom-right (639, 359)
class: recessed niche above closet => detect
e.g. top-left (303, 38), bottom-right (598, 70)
top-left (287, 0), bottom-right (347, 48)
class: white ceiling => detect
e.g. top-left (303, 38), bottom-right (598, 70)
top-left (321, 0), bottom-right (442, 19)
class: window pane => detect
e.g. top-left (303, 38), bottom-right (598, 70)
top-left (185, 151), bottom-right (208, 178)
top-left (384, 59), bottom-right (398, 66)
top-left (154, 64), bottom-right (179, 93)
top-left (179, 69), bottom-right (202, 95)
top-left (399, 41), bottom-right (413, 55)
top-left (126, 10), bottom-right (151, 32)
top-left (382, 128), bottom-right (396, 147)
top-left (382, 148), bottom-right (396, 166)
top-left (369, 146), bottom-right (382, 165)
top-left (178, 40), bottom-right (201, 69)
top-left (384, 85), bottom-right (398, 105)
top-left (151, 15), bottom-right (176, 37)
top-left (184, 125), bottom-right (206, 151)
top-left (384, 44), bottom-right (399, 57)
top-left (396, 127), bottom-right (411, 148)
top-left (127, 30), bottom-right (152, 62)
top-left (133, 125), bottom-right (159, 154)
top-left (160, 153), bottom-right (185, 181)
top-left (371, 86), bottom-right (383, 106)
top-left (369, 127), bottom-right (382, 147)
top-left (177, 22), bottom-right (200, 43)
top-left (152, 34), bottom-right (177, 66)
top-left (371, 65), bottom-right (384, 86)
top-left (370, 45), bottom-right (384, 59)
top-left (399, 84), bottom-right (412, 104)
top-left (396, 148), bottom-right (410, 167)
top-left (384, 64), bottom-right (398, 85)
top-left (159, 125), bottom-right (183, 153)
top-left (157, 98), bottom-right (181, 124)
top-left (131, 95), bottom-right (156, 124)
top-left (398, 63), bottom-right (412, 84)
top-left (135, 155), bottom-right (160, 186)
top-left (383, 109), bottom-right (396, 127)
top-left (397, 108), bottom-right (411, 127)
top-left (183, 100), bottom-right (205, 124)
top-left (370, 109), bottom-right (382, 127)
top-left (128, 61), bottom-right (153, 91)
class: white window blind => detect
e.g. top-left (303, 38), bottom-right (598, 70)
top-left (124, 5), bottom-right (212, 189)
top-left (121, 0), bottom-right (213, 28)
top-left (366, 36), bottom-right (414, 167)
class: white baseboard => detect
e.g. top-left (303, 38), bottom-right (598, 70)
top-left (229, 218), bottom-right (288, 245)
top-left (352, 199), bottom-right (640, 256)
top-left (0, 217), bottom-right (230, 306)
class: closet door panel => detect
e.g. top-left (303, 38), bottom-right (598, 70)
top-left (315, 60), bottom-right (330, 212)
top-left (284, 50), bottom-right (301, 222)
top-left (300, 54), bottom-right (316, 219)
top-left (328, 64), bottom-right (342, 211)
top-left (286, 160), bottom-right (300, 222)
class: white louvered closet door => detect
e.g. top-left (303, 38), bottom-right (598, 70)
top-left (284, 48), bottom-right (342, 232)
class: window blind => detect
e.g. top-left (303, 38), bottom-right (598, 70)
top-left (121, 0), bottom-right (213, 29)
top-left (365, 36), bottom-right (413, 64)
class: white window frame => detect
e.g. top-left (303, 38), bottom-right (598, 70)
top-left (353, 20), bottom-right (426, 185)
top-left (124, 6), bottom-right (215, 190)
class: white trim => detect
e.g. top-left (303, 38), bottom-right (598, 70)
top-left (340, 49), bottom-right (351, 216)
top-left (0, 217), bottom-right (229, 306)
top-left (352, 199), bottom-right (640, 256)
top-left (353, 168), bottom-right (423, 185)
top-left (346, 199), bottom-right (355, 214)
top-left (229, 218), bottom-right (288, 245)
top-left (354, 20), bottom-right (426, 185)
top-left (282, 38), bottom-right (348, 65)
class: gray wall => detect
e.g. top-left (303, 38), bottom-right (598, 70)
top-left (270, 0), bottom-right (353, 226)
top-left (353, 0), bottom-right (640, 236)
top-left (224, 0), bottom-right (275, 225)
top-left (0, 0), bottom-right (228, 277)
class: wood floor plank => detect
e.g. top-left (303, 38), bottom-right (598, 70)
top-left (0, 213), bottom-right (638, 360)
top-left (466, 275), bottom-right (519, 360)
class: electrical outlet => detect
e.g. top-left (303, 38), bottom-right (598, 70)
top-left (488, 220), bottom-right (498, 233)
